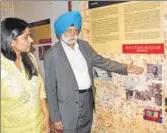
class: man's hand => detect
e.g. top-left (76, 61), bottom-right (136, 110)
top-left (53, 121), bottom-right (64, 132)
top-left (127, 61), bottom-right (144, 74)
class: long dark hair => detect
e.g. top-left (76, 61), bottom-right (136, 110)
top-left (1, 17), bottom-right (38, 79)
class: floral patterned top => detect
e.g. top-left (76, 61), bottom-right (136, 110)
top-left (1, 53), bottom-right (46, 133)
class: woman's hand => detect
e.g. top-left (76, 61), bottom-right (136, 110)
top-left (42, 116), bottom-right (50, 133)
top-left (41, 99), bottom-right (50, 133)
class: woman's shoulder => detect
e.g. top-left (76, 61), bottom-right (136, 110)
top-left (1, 54), bottom-right (13, 79)
top-left (1, 53), bottom-right (7, 63)
top-left (1, 53), bottom-right (13, 67)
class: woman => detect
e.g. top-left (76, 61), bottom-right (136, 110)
top-left (1, 17), bottom-right (50, 133)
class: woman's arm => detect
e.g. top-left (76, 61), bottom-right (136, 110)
top-left (41, 98), bottom-right (50, 133)
top-left (29, 53), bottom-right (50, 132)
top-left (41, 98), bottom-right (49, 119)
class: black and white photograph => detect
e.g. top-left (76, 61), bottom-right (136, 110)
top-left (93, 67), bottom-right (112, 81)
top-left (147, 64), bottom-right (162, 81)
top-left (125, 79), bottom-right (162, 107)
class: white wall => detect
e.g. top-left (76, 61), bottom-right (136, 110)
top-left (51, 1), bottom-right (81, 43)
top-left (1, 0), bottom-right (15, 20)
top-left (13, 1), bottom-right (53, 80)
top-left (13, 1), bottom-right (81, 80)
top-left (13, 1), bottom-right (52, 23)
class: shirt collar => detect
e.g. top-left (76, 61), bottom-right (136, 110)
top-left (60, 39), bottom-right (79, 51)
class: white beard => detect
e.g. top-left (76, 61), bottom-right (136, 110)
top-left (61, 34), bottom-right (78, 45)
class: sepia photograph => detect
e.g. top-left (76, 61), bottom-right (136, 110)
top-left (125, 82), bottom-right (162, 107)
top-left (147, 64), bottom-right (162, 81)
top-left (93, 67), bottom-right (112, 80)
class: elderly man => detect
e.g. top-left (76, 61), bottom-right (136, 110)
top-left (44, 11), bottom-right (144, 133)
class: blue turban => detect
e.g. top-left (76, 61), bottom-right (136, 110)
top-left (54, 11), bottom-right (82, 36)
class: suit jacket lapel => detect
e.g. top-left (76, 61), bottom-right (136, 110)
top-left (57, 40), bottom-right (89, 67)
top-left (78, 40), bottom-right (92, 77)
top-left (56, 40), bottom-right (91, 80)
top-left (56, 41), bottom-right (70, 63)
top-left (78, 41), bottom-right (89, 64)
top-left (56, 41), bottom-right (79, 88)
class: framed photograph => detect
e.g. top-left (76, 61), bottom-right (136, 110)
top-left (147, 64), bottom-right (162, 81)
top-left (143, 109), bottom-right (162, 123)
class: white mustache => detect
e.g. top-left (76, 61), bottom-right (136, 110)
top-left (61, 35), bottom-right (78, 44)
top-left (69, 38), bottom-right (77, 41)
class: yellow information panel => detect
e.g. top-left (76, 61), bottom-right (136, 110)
top-left (80, 1), bottom-right (167, 133)
top-left (88, 1), bottom-right (164, 54)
